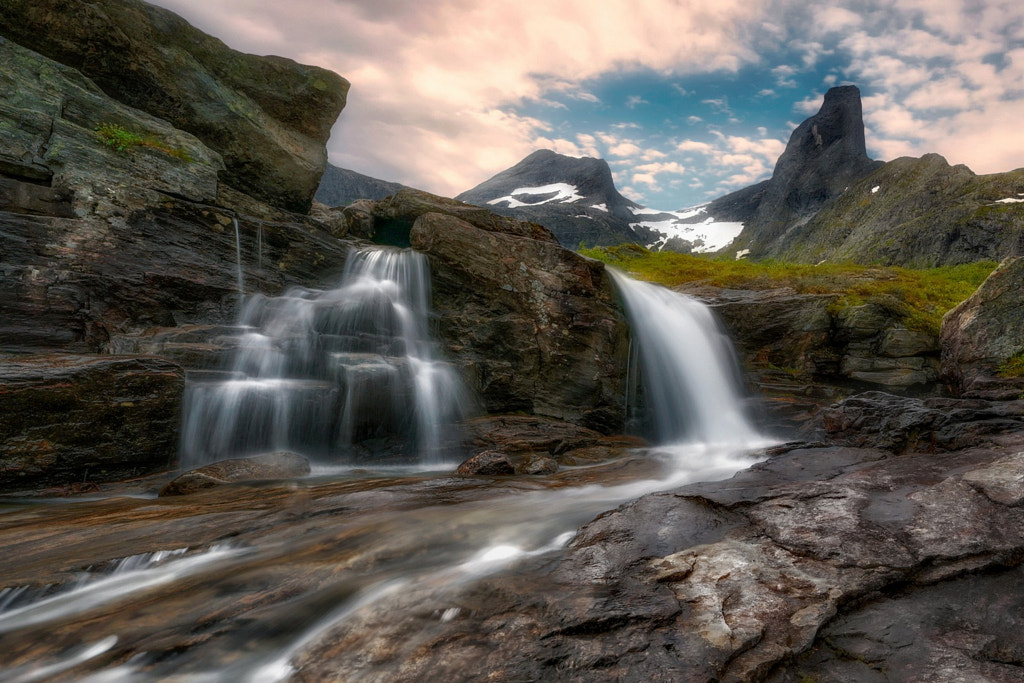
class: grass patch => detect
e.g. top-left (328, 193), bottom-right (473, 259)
top-left (998, 349), bottom-right (1024, 378)
top-left (95, 122), bottom-right (192, 161)
top-left (580, 244), bottom-right (996, 336)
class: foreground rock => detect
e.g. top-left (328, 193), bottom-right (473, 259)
top-left (159, 452), bottom-right (311, 496)
top-left (0, 355), bottom-right (184, 491)
top-left (0, 0), bottom-right (349, 212)
top-left (942, 256), bottom-right (1024, 398)
top-left (295, 402), bottom-right (1024, 682)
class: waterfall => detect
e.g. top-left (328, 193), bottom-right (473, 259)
top-left (232, 217), bottom-right (245, 295)
top-left (609, 270), bottom-right (760, 448)
top-left (179, 247), bottom-right (471, 468)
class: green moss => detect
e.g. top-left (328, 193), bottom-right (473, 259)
top-left (997, 349), bottom-right (1024, 378)
top-left (580, 246), bottom-right (996, 336)
top-left (94, 122), bottom-right (192, 161)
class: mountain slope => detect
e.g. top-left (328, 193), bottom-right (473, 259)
top-left (315, 164), bottom-right (408, 206)
top-left (457, 149), bottom-right (743, 251)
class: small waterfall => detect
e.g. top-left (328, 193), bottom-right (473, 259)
top-left (609, 270), bottom-right (760, 447)
top-left (180, 247), bottom-right (471, 468)
top-left (233, 217), bottom-right (245, 295)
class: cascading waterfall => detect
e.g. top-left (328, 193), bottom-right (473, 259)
top-left (179, 247), bottom-right (471, 468)
top-left (232, 217), bottom-right (245, 295)
top-left (609, 269), bottom-right (761, 448)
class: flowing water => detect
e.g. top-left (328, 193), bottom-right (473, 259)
top-left (0, 263), bottom-right (771, 682)
top-left (179, 247), bottom-right (472, 468)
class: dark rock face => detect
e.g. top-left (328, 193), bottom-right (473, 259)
top-left (314, 164), bottom-right (408, 207)
top-left (821, 391), bottom-right (1024, 452)
top-left (159, 451), bottom-right (310, 496)
top-left (942, 257), bottom-right (1024, 397)
top-left (0, 355), bottom-right (184, 491)
top-left (679, 284), bottom-right (942, 419)
top-left (726, 85), bottom-right (883, 256)
top-left (0, 0), bottom-right (349, 213)
top-left (411, 212), bottom-right (630, 432)
top-left (457, 149), bottom-right (644, 247)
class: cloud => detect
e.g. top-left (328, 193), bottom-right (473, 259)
top-left (626, 95), bottom-right (650, 108)
top-left (152, 0), bottom-right (767, 196)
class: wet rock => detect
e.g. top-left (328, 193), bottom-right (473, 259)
top-left (0, 354), bottom-right (184, 491)
top-left (343, 432), bottom-right (1024, 683)
top-left (820, 391), bottom-right (1024, 452)
top-left (159, 451), bottom-right (310, 496)
top-left (0, 0), bottom-right (349, 212)
top-left (517, 455), bottom-right (559, 475)
top-left (942, 256), bottom-right (1024, 397)
top-left (455, 451), bottom-right (515, 476)
top-left (412, 213), bottom-right (629, 432)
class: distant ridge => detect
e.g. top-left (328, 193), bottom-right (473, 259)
top-left (315, 164), bottom-right (409, 207)
top-left (457, 150), bottom-right (743, 252)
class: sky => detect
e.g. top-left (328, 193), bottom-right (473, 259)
top-left (151, 0), bottom-right (1024, 210)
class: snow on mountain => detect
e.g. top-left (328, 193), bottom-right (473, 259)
top-left (486, 183), bottom-right (585, 208)
top-left (628, 204), bottom-right (744, 254)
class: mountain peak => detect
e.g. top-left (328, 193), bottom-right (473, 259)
top-left (718, 84), bottom-right (883, 252)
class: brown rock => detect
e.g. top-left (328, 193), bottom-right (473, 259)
top-left (159, 451), bottom-right (311, 496)
top-left (0, 354), bottom-right (184, 491)
top-left (455, 450), bottom-right (515, 476)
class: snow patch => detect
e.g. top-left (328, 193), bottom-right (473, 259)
top-left (633, 206), bottom-right (743, 254)
top-left (735, 249), bottom-right (750, 260)
top-left (591, 203), bottom-right (608, 212)
top-left (487, 183), bottom-right (584, 208)
top-left (871, 186), bottom-right (880, 194)
top-left (995, 197), bottom-right (1024, 204)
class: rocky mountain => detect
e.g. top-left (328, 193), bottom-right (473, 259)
top-left (717, 85), bottom-right (1024, 266)
top-left (314, 163), bottom-right (408, 206)
top-left (457, 149), bottom-right (744, 252)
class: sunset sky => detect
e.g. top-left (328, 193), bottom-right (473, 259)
top-left (151, 0), bottom-right (1024, 210)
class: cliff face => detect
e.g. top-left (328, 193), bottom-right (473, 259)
top-left (0, 0), bottom-right (349, 213)
top-left (723, 85), bottom-right (883, 254)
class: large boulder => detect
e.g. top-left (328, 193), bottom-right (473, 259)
top-left (942, 257), bottom-right (1024, 398)
top-left (0, 0), bottom-right (349, 213)
top-left (0, 354), bottom-right (184, 491)
top-left (411, 211), bottom-right (629, 432)
top-left (159, 451), bottom-right (311, 496)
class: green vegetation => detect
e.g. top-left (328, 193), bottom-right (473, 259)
top-left (580, 244), bottom-right (996, 336)
top-left (998, 349), bottom-right (1024, 378)
top-left (94, 122), bottom-right (192, 161)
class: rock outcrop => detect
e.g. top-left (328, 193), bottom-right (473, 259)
top-left (0, 355), bottom-right (184, 491)
top-left (942, 257), bottom-right (1024, 398)
top-left (159, 451), bottom-right (311, 496)
top-left (0, 0), bottom-right (349, 213)
top-left (411, 210), bottom-right (630, 432)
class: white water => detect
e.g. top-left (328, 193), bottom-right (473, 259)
top-left (1, 270), bottom-right (773, 682)
top-left (233, 217), bottom-right (245, 295)
top-left (610, 269), bottom-right (761, 448)
top-left (179, 247), bottom-right (472, 467)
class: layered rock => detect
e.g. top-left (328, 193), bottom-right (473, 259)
top-left (0, 0), bottom-right (349, 212)
top-left (0, 355), bottom-right (184, 491)
top-left (942, 257), bottom-right (1024, 398)
top-left (411, 211), bottom-right (630, 432)
top-left (679, 284), bottom-right (941, 396)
